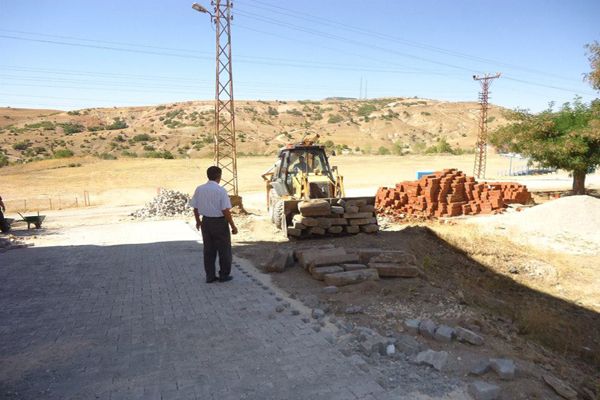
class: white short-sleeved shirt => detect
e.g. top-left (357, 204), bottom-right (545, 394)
top-left (189, 181), bottom-right (232, 217)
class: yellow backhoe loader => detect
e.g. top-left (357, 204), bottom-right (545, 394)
top-left (262, 137), bottom-right (375, 238)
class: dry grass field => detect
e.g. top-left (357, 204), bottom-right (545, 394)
top-left (0, 153), bottom-right (533, 210)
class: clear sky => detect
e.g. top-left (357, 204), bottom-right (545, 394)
top-left (1, 0), bottom-right (598, 111)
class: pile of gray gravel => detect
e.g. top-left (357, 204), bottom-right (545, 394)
top-left (131, 189), bottom-right (192, 219)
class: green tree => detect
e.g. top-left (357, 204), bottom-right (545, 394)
top-left (490, 98), bottom-right (600, 194)
top-left (584, 41), bottom-right (600, 90)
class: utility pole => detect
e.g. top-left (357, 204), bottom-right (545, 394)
top-left (472, 73), bottom-right (501, 179)
top-left (192, 1), bottom-right (241, 206)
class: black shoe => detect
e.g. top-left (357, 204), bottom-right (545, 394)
top-left (206, 277), bottom-right (218, 283)
top-left (219, 276), bottom-right (233, 282)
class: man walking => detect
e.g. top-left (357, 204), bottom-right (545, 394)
top-left (190, 166), bottom-right (238, 283)
top-left (0, 194), bottom-right (9, 233)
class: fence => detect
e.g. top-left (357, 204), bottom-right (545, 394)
top-left (3, 191), bottom-right (92, 213)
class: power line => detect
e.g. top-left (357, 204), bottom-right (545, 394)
top-left (242, 0), bottom-right (581, 84)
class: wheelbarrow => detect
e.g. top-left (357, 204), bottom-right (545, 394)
top-left (17, 212), bottom-right (46, 229)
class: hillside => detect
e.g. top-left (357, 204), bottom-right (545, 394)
top-left (0, 97), bottom-right (507, 164)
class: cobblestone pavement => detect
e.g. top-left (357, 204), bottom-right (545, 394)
top-left (0, 220), bottom-right (399, 400)
top-left (1, 220), bottom-right (471, 400)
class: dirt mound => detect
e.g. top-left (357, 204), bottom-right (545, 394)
top-left (474, 195), bottom-right (600, 254)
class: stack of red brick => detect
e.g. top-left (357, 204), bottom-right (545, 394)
top-left (375, 168), bottom-right (532, 218)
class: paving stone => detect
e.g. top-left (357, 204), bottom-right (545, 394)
top-left (312, 308), bottom-right (326, 320)
top-left (341, 263), bottom-right (367, 271)
top-left (327, 226), bottom-right (344, 234)
top-left (345, 225), bottom-right (360, 234)
top-left (360, 224), bottom-right (379, 233)
top-left (322, 286), bottom-right (339, 294)
top-left (331, 205), bottom-right (345, 214)
top-left (359, 334), bottom-right (387, 357)
top-left (292, 215), bottom-right (320, 227)
top-left (542, 374), bottom-right (578, 400)
top-left (469, 359), bottom-right (491, 376)
top-left (298, 199), bottom-right (331, 217)
top-left (368, 263), bottom-right (421, 278)
top-left (309, 226), bottom-right (326, 235)
top-left (308, 253), bottom-right (360, 272)
top-left (297, 247), bottom-right (346, 268)
top-left (343, 212), bottom-right (375, 219)
top-left (287, 227), bottom-right (302, 237)
top-left (404, 319), bottom-right (421, 335)
top-left (370, 251), bottom-right (417, 265)
top-left (349, 217), bottom-right (378, 226)
top-left (395, 334), bottom-right (425, 355)
top-left (311, 265), bottom-right (344, 280)
top-left (415, 349), bottom-right (448, 371)
top-left (489, 358), bottom-right (515, 380)
top-left (433, 325), bottom-right (455, 342)
top-left (345, 306), bottom-right (364, 314)
top-left (323, 269), bottom-right (379, 286)
top-left (418, 319), bottom-right (437, 339)
top-left (468, 381), bottom-right (501, 400)
top-left (455, 326), bottom-right (484, 346)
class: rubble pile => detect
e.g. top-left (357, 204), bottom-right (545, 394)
top-left (0, 235), bottom-right (30, 253)
top-left (375, 168), bottom-right (532, 219)
top-left (131, 189), bottom-right (193, 219)
top-left (287, 198), bottom-right (379, 238)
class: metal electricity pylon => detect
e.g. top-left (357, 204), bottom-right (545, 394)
top-left (472, 73), bottom-right (501, 179)
top-left (192, 1), bottom-right (240, 204)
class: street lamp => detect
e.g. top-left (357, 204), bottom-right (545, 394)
top-left (192, 3), bottom-right (214, 18)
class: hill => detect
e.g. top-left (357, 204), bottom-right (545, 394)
top-left (0, 97), bottom-right (507, 164)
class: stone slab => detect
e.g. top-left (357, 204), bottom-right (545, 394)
top-left (455, 326), bottom-right (484, 346)
top-left (369, 263), bottom-right (421, 278)
top-left (323, 269), bottom-right (379, 286)
top-left (360, 224), bottom-right (379, 233)
top-left (468, 381), bottom-right (500, 400)
top-left (308, 253), bottom-right (360, 272)
top-left (341, 263), bottom-right (367, 271)
top-left (415, 349), bottom-right (448, 371)
top-left (343, 212), bottom-right (374, 219)
top-left (311, 265), bottom-right (344, 280)
top-left (298, 199), bottom-right (331, 217)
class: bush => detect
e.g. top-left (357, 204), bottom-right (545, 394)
top-left (0, 152), bottom-right (8, 167)
top-left (25, 121), bottom-right (55, 130)
top-left (327, 114), bottom-right (343, 124)
top-left (99, 153), bottom-right (117, 160)
top-left (286, 109), bottom-right (303, 116)
top-left (133, 133), bottom-right (152, 142)
top-left (12, 140), bottom-right (32, 151)
top-left (121, 150), bottom-right (138, 158)
top-left (54, 149), bottom-right (74, 158)
top-left (106, 118), bottom-right (128, 130)
top-left (88, 125), bottom-right (105, 132)
top-left (377, 146), bottom-right (391, 155)
top-left (357, 104), bottom-right (377, 117)
top-left (143, 150), bottom-right (174, 159)
top-left (67, 110), bottom-right (81, 116)
top-left (59, 122), bottom-right (85, 135)
top-left (267, 106), bottom-right (279, 116)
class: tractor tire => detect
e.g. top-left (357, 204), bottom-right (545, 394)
top-left (273, 199), bottom-right (285, 231)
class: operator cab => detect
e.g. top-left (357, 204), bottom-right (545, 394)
top-left (273, 145), bottom-right (336, 198)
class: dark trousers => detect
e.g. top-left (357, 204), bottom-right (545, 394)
top-left (0, 210), bottom-right (8, 233)
top-left (200, 217), bottom-right (232, 280)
